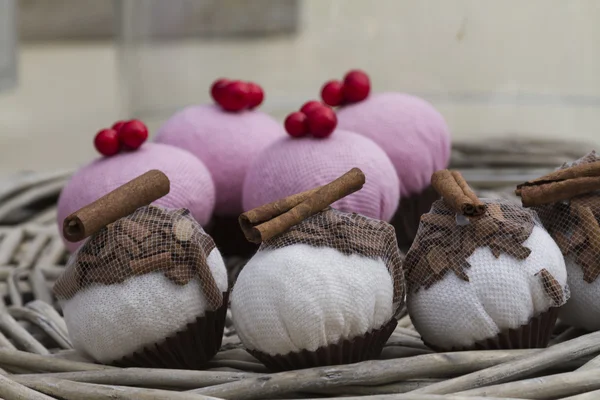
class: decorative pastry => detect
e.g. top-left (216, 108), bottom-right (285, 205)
top-left (54, 171), bottom-right (228, 369)
top-left (58, 121), bottom-right (215, 253)
top-left (406, 170), bottom-right (568, 351)
top-left (242, 103), bottom-right (400, 228)
top-left (516, 151), bottom-right (600, 331)
top-left (153, 79), bottom-right (284, 257)
top-left (330, 70), bottom-right (451, 248)
top-left (232, 168), bottom-right (405, 371)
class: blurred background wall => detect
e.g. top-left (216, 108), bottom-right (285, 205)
top-left (0, 0), bottom-right (599, 173)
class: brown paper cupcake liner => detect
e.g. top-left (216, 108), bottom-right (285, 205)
top-left (247, 318), bottom-right (398, 372)
top-left (112, 291), bottom-right (229, 370)
top-left (392, 185), bottom-right (440, 252)
top-left (423, 307), bottom-right (560, 352)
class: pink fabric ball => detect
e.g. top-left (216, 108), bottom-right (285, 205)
top-left (154, 104), bottom-right (285, 216)
top-left (57, 143), bottom-right (215, 253)
top-left (242, 130), bottom-right (400, 222)
top-left (337, 92), bottom-right (451, 197)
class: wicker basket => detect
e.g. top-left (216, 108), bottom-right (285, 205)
top-left (1, 139), bottom-right (599, 400)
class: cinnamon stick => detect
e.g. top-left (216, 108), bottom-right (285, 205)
top-left (431, 169), bottom-right (486, 217)
top-left (516, 160), bottom-right (600, 190)
top-left (517, 177), bottom-right (600, 207)
top-left (239, 168), bottom-right (366, 243)
top-left (63, 170), bottom-right (170, 242)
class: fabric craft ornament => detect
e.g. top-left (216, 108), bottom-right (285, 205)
top-left (154, 79), bottom-right (284, 257)
top-left (405, 170), bottom-right (568, 351)
top-left (54, 171), bottom-right (228, 369)
top-left (332, 71), bottom-right (451, 248)
top-left (516, 151), bottom-right (600, 332)
top-left (58, 137), bottom-right (215, 253)
top-left (243, 104), bottom-right (400, 226)
top-left (232, 168), bottom-right (405, 371)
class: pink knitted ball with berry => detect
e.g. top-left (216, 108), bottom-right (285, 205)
top-left (242, 130), bottom-right (400, 221)
top-left (337, 92), bottom-right (451, 198)
top-left (154, 104), bottom-right (285, 216)
top-left (57, 143), bottom-right (215, 252)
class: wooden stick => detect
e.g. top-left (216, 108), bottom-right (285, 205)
top-left (577, 353), bottom-right (600, 371)
top-left (0, 348), bottom-right (114, 372)
top-left (308, 380), bottom-right (442, 396)
top-left (0, 304), bottom-right (49, 355)
top-left (63, 170), bottom-right (170, 242)
top-left (8, 306), bottom-right (72, 349)
top-left (0, 374), bottom-right (56, 400)
top-left (191, 350), bottom-right (537, 400)
top-left (455, 369), bottom-right (600, 399)
top-left (16, 376), bottom-right (223, 400)
top-left (14, 368), bottom-right (259, 390)
top-left (285, 395), bottom-right (526, 400)
top-left (431, 170), bottom-right (486, 217)
top-left (562, 389), bottom-right (600, 399)
top-left (410, 330), bottom-right (600, 395)
top-left (239, 168), bottom-right (365, 243)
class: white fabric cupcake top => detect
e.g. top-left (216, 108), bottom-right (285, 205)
top-left (62, 248), bottom-right (228, 363)
top-left (408, 225), bottom-right (568, 349)
top-left (231, 244), bottom-right (394, 356)
top-left (559, 255), bottom-right (600, 331)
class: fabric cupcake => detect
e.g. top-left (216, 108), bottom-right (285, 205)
top-left (406, 170), bottom-right (568, 351)
top-left (243, 103), bottom-right (399, 226)
top-left (153, 80), bottom-right (285, 257)
top-left (233, 168), bottom-right (405, 371)
top-left (58, 141), bottom-right (215, 253)
top-left (516, 151), bottom-right (600, 332)
top-left (54, 171), bottom-right (228, 369)
top-left (332, 73), bottom-right (451, 248)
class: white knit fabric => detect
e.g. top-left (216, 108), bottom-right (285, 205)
top-left (408, 226), bottom-right (568, 349)
top-left (559, 256), bottom-right (600, 331)
top-left (62, 248), bottom-right (227, 363)
top-left (231, 244), bottom-right (394, 356)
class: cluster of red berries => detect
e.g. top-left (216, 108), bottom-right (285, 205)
top-left (320, 69), bottom-right (370, 107)
top-left (284, 101), bottom-right (337, 139)
top-left (210, 79), bottom-right (264, 112)
top-left (94, 119), bottom-right (149, 157)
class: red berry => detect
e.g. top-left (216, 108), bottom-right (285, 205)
top-left (247, 82), bottom-right (264, 109)
top-left (306, 106), bottom-right (337, 138)
top-left (94, 129), bottom-right (120, 156)
top-left (211, 78), bottom-right (230, 104)
top-left (111, 120), bottom-right (126, 132)
top-left (320, 80), bottom-right (345, 107)
top-left (343, 69), bottom-right (370, 102)
top-left (284, 112), bottom-right (309, 137)
top-left (219, 81), bottom-right (250, 112)
top-left (300, 100), bottom-right (324, 115)
top-left (118, 119), bottom-right (148, 150)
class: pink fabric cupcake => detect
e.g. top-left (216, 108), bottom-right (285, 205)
top-left (243, 130), bottom-right (400, 222)
top-left (337, 92), bottom-right (451, 248)
top-left (57, 142), bottom-right (215, 253)
top-left (154, 105), bottom-right (285, 216)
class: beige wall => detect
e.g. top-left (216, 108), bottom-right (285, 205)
top-left (0, 0), bottom-right (599, 173)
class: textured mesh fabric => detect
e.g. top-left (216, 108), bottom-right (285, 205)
top-left (337, 92), bottom-right (451, 198)
top-left (54, 206), bottom-right (228, 363)
top-left (231, 208), bottom-right (405, 356)
top-left (242, 131), bottom-right (400, 222)
top-left (57, 143), bottom-right (215, 253)
top-left (154, 104), bottom-right (285, 216)
top-left (526, 151), bottom-right (600, 331)
top-left (405, 199), bottom-right (569, 349)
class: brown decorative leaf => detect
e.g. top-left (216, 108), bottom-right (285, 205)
top-left (535, 268), bottom-right (564, 305)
